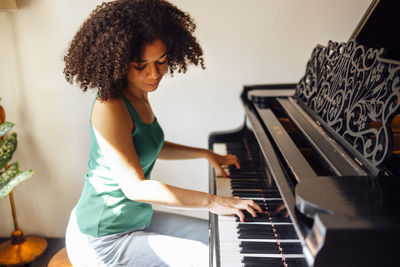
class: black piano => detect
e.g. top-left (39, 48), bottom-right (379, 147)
top-left (208, 1), bottom-right (400, 266)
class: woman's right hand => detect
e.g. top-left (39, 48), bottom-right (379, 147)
top-left (207, 195), bottom-right (263, 222)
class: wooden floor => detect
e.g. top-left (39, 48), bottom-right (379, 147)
top-left (0, 238), bottom-right (65, 267)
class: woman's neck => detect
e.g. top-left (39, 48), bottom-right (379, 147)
top-left (124, 87), bottom-right (149, 103)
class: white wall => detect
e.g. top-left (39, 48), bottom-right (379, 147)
top-left (0, 0), bottom-right (371, 237)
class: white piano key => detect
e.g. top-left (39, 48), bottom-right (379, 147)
top-left (220, 257), bottom-right (243, 267)
top-left (216, 177), bottom-right (284, 202)
top-left (217, 215), bottom-right (237, 222)
top-left (213, 143), bottom-right (227, 155)
top-left (218, 221), bottom-right (238, 242)
top-left (216, 177), bottom-right (232, 197)
top-left (213, 144), bottom-right (231, 177)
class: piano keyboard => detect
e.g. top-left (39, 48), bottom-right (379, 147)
top-left (213, 142), bottom-right (308, 267)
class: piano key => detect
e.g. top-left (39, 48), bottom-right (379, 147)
top-left (238, 224), bottom-right (298, 238)
top-left (230, 180), bottom-right (271, 185)
top-left (285, 257), bottom-right (309, 267)
top-left (220, 256), bottom-right (245, 267)
top-left (239, 231), bottom-right (298, 240)
top-left (219, 239), bottom-right (304, 266)
top-left (235, 212), bottom-right (270, 223)
top-left (233, 190), bottom-right (282, 198)
top-left (230, 182), bottom-right (277, 190)
top-left (220, 250), bottom-right (286, 258)
top-left (270, 215), bottom-right (291, 223)
top-left (242, 256), bottom-right (308, 267)
top-left (228, 173), bottom-right (266, 178)
top-left (213, 140), bottom-right (306, 267)
top-left (242, 257), bottom-right (284, 267)
top-left (216, 178), bottom-right (282, 200)
top-left (238, 231), bottom-right (275, 239)
top-left (239, 241), bottom-right (280, 254)
top-left (213, 143), bottom-right (227, 155)
top-left (229, 167), bottom-right (265, 172)
top-left (219, 221), bottom-right (281, 242)
top-left (216, 178), bottom-right (233, 197)
top-left (240, 241), bottom-right (303, 254)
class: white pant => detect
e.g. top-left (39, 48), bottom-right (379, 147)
top-left (66, 210), bottom-right (209, 267)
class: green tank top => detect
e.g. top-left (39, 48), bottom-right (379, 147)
top-left (74, 95), bottom-right (164, 237)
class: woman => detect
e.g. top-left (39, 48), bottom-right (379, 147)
top-left (64, 0), bottom-right (262, 266)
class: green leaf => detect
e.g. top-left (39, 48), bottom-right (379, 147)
top-left (0, 132), bottom-right (17, 169)
top-left (0, 162), bottom-right (33, 200)
top-left (0, 122), bottom-right (15, 137)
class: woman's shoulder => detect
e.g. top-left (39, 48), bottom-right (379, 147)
top-left (92, 97), bottom-right (133, 129)
top-left (93, 97), bottom-right (125, 114)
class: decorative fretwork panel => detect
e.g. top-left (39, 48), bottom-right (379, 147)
top-left (296, 40), bottom-right (400, 172)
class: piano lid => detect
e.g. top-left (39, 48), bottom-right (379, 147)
top-left (350, 0), bottom-right (400, 61)
top-left (294, 0), bottom-right (400, 176)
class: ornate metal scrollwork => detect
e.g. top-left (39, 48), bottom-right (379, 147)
top-left (296, 40), bottom-right (400, 172)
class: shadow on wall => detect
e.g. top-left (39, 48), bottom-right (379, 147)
top-left (15, 0), bottom-right (33, 9)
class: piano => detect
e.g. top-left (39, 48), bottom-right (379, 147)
top-left (208, 0), bottom-right (400, 266)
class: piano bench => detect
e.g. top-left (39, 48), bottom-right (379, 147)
top-left (47, 247), bottom-right (72, 267)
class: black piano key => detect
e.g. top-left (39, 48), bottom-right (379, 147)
top-left (235, 158), bottom-right (264, 163)
top-left (242, 257), bottom-right (307, 267)
top-left (230, 180), bottom-right (268, 185)
top-left (229, 170), bottom-right (265, 176)
top-left (238, 232), bottom-right (275, 239)
top-left (280, 243), bottom-right (304, 254)
top-left (233, 190), bottom-right (281, 198)
top-left (228, 166), bottom-right (265, 172)
top-left (230, 181), bottom-right (266, 186)
top-left (237, 223), bottom-right (272, 231)
top-left (236, 217), bottom-right (269, 223)
top-left (228, 168), bottom-right (266, 173)
top-left (224, 142), bottom-right (245, 149)
top-left (270, 214), bottom-right (292, 223)
top-left (275, 225), bottom-right (298, 239)
top-left (240, 241), bottom-right (303, 254)
top-left (237, 230), bottom-right (275, 239)
top-left (231, 181), bottom-right (277, 190)
top-left (236, 223), bottom-right (272, 231)
top-left (231, 184), bottom-right (266, 190)
top-left (239, 241), bottom-right (280, 254)
top-left (228, 173), bottom-right (266, 178)
top-left (232, 188), bottom-right (279, 195)
top-left (230, 180), bottom-right (271, 185)
top-left (237, 224), bottom-right (298, 240)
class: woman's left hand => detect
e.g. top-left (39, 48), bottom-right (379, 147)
top-left (206, 151), bottom-right (240, 178)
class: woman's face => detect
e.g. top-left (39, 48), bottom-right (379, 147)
top-left (127, 39), bottom-right (168, 94)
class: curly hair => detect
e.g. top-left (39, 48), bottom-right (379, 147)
top-left (64, 0), bottom-right (205, 101)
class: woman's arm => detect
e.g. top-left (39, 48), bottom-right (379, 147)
top-left (158, 141), bottom-right (208, 160)
top-left (159, 141), bottom-right (240, 177)
top-left (91, 99), bottom-right (262, 221)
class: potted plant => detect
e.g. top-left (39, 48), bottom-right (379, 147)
top-left (0, 98), bottom-right (47, 266)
